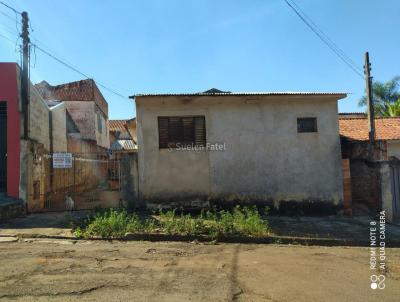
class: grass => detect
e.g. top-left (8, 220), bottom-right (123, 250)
top-left (73, 206), bottom-right (270, 239)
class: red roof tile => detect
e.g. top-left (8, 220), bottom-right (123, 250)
top-left (109, 120), bottom-right (128, 132)
top-left (339, 117), bottom-right (400, 141)
top-left (35, 79), bottom-right (108, 116)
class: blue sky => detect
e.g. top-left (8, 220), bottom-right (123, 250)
top-left (1, 0), bottom-right (399, 119)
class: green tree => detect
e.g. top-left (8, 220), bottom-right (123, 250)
top-left (374, 99), bottom-right (400, 117)
top-left (359, 76), bottom-right (400, 116)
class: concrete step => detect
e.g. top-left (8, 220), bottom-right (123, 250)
top-left (0, 194), bottom-right (26, 222)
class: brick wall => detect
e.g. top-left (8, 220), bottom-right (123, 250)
top-left (349, 159), bottom-right (381, 214)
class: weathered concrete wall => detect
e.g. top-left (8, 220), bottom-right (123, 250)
top-left (120, 152), bottom-right (140, 208)
top-left (65, 101), bottom-right (109, 149)
top-left (29, 84), bottom-right (50, 151)
top-left (95, 105), bottom-right (109, 149)
top-left (126, 118), bottom-right (137, 142)
top-left (387, 140), bottom-right (400, 159)
top-left (349, 159), bottom-right (381, 214)
top-left (65, 101), bottom-right (96, 142)
top-left (136, 95), bottom-right (344, 207)
top-left (50, 102), bottom-right (67, 152)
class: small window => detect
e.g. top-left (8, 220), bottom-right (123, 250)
top-left (97, 113), bottom-right (102, 133)
top-left (158, 116), bottom-right (206, 148)
top-left (297, 117), bottom-right (317, 133)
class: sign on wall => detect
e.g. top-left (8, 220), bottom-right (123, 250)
top-left (53, 153), bottom-right (73, 168)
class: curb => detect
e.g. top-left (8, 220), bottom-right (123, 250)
top-left (4, 232), bottom-right (400, 247)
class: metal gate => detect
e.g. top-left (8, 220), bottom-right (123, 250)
top-left (28, 152), bottom-right (122, 212)
top-left (390, 165), bottom-right (400, 222)
top-left (0, 102), bottom-right (6, 192)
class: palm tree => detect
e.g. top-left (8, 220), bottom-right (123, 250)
top-left (359, 76), bottom-right (400, 116)
top-left (375, 99), bottom-right (400, 117)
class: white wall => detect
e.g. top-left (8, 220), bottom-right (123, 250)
top-left (387, 140), bottom-right (400, 159)
top-left (29, 84), bottom-right (50, 151)
top-left (136, 94), bottom-right (345, 206)
top-left (50, 103), bottom-right (67, 152)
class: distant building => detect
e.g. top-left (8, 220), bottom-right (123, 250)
top-left (339, 115), bottom-right (400, 160)
top-left (35, 79), bottom-right (109, 154)
top-left (109, 118), bottom-right (137, 155)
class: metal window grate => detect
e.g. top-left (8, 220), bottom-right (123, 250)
top-left (297, 117), bottom-right (318, 133)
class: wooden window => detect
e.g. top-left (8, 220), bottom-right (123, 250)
top-left (297, 117), bottom-right (318, 133)
top-left (158, 116), bottom-right (206, 148)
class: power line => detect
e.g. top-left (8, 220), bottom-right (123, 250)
top-left (0, 9), bottom-right (19, 23)
top-left (31, 43), bottom-right (129, 100)
top-left (0, 1), bottom-right (20, 14)
top-left (288, 0), bottom-right (362, 72)
top-left (283, 0), bottom-right (364, 79)
top-left (0, 31), bottom-right (14, 43)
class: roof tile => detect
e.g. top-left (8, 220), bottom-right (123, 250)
top-left (339, 117), bottom-right (400, 141)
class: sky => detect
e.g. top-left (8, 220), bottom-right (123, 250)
top-left (0, 0), bottom-right (399, 119)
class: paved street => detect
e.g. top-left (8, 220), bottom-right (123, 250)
top-left (0, 239), bottom-right (399, 301)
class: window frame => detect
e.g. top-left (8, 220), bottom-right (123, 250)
top-left (158, 115), bottom-right (206, 149)
top-left (297, 117), bottom-right (318, 133)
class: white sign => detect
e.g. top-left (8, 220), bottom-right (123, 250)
top-left (53, 153), bottom-right (73, 168)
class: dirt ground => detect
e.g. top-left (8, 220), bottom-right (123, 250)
top-left (0, 240), bottom-right (399, 302)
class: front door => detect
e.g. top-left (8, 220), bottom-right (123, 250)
top-left (0, 102), bottom-right (7, 192)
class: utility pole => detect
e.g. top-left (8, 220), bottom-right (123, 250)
top-left (21, 11), bottom-right (30, 139)
top-left (364, 52), bottom-right (375, 159)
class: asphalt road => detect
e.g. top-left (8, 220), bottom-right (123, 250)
top-left (0, 239), bottom-right (399, 301)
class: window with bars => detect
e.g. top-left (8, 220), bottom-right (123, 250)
top-left (297, 117), bottom-right (318, 133)
top-left (158, 116), bottom-right (206, 148)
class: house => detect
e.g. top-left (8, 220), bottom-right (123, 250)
top-left (131, 90), bottom-right (347, 210)
top-left (339, 114), bottom-right (400, 219)
top-left (339, 115), bottom-right (400, 160)
top-left (0, 63), bottom-right (52, 212)
top-left (109, 118), bottom-right (137, 155)
top-left (35, 79), bottom-right (110, 154)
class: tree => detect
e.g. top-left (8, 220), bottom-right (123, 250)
top-left (359, 76), bottom-right (400, 116)
top-left (375, 99), bottom-right (400, 117)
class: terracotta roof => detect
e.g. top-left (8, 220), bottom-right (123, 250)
top-left (339, 117), bottom-right (400, 141)
top-left (35, 79), bottom-right (108, 116)
top-left (109, 120), bottom-right (128, 132)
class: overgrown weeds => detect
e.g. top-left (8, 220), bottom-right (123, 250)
top-left (73, 206), bottom-right (269, 239)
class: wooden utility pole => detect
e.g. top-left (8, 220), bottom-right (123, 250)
top-left (364, 52), bottom-right (375, 159)
top-left (21, 11), bottom-right (30, 139)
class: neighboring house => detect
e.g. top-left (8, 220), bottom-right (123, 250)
top-left (109, 118), bottom-right (137, 155)
top-left (339, 114), bottom-right (400, 220)
top-left (35, 79), bottom-right (110, 154)
top-left (339, 115), bottom-right (400, 160)
top-left (0, 63), bottom-right (51, 205)
top-left (132, 90), bottom-right (347, 209)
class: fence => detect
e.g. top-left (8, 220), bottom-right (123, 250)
top-left (28, 152), bottom-right (121, 212)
